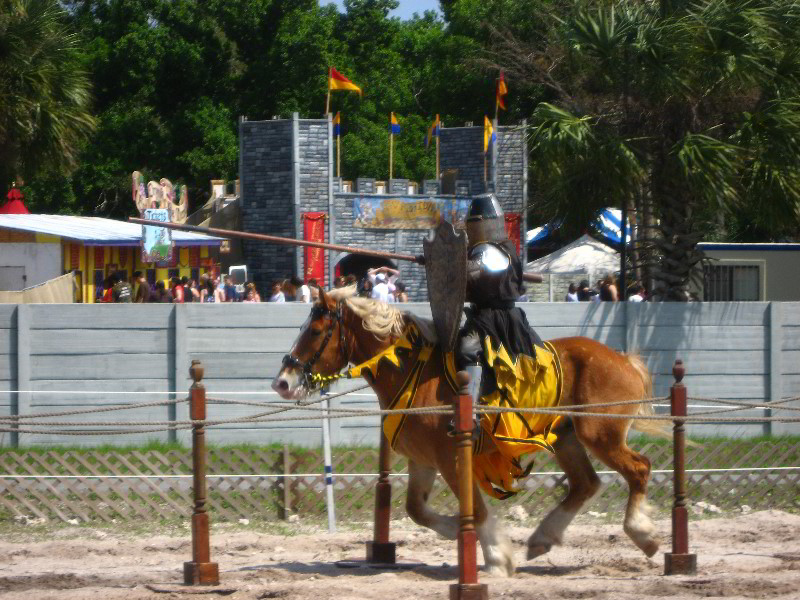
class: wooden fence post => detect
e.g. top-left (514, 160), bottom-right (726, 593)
top-left (366, 429), bottom-right (396, 564)
top-left (664, 359), bottom-right (697, 576)
top-left (184, 360), bottom-right (220, 586)
top-left (450, 371), bottom-right (488, 600)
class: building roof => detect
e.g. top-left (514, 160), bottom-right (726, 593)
top-left (0, 214), bottom-right (222, 246)
top-left (698, 242), bottom-right (800, 251)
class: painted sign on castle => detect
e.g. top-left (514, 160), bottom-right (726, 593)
top-left (353, 196), bottom-right (471, 229)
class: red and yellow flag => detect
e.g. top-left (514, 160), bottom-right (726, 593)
top-left (328, 67), bottom-right (362, 96)
top-left (496, 71), bottom-right (508, 111)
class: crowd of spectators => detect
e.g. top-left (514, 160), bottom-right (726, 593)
top-left (564, 276), bottom-right (647, 302)
top-left (99, 269), bottom-right (411, 305)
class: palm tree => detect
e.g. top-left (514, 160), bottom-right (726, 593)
top-left (487, 0), bottom-right (800, 299)
top-left (0, 0), bottom-right (95, 188)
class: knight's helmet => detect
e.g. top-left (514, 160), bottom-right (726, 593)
top-left (465, 193), bottom-right (507, 247)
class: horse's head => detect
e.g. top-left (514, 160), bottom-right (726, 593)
top-left (272, 286), bottom-right (350, 401)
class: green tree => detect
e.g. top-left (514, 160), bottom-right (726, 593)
top-left (0, 0), bottom-right (95, 189)
top-left (488, 0), bottom-right (800, 299)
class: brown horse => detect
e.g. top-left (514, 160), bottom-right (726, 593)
top-left (272, 286), bottom-right (667, 576)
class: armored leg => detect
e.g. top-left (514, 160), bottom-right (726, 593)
top-left (449, 329), bottom-right (484, 438)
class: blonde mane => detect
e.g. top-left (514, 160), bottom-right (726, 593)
top-left (326, 285), bottom-right (436, 341)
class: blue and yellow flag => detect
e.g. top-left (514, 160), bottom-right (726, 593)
top-left (332, 112), bottom-right (341, 136)
top-left (484, 116), bottom-right (496, 153)
top-left (389, 112), bottom-right (402, 134)
top-left (424, 114), bottom-right (440, 148)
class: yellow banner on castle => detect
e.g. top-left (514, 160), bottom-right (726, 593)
top-left (353, 196), bottom-right (471, 230)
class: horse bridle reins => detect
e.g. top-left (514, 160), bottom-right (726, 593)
top-left (281, 300), bottom-right (351, 391)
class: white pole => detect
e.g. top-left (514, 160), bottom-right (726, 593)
top-left (321, 390), bottom-right (336, 533)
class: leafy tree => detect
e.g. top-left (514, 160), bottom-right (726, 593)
top-left (485, 0), bottom-right (800, 299)
top-left (0, 0), bottom-right (95, 189)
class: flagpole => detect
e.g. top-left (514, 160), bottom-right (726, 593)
top-left (389, 131), bottom-right (394, 181)
top-left (336, 130), bottom-right (341, 179)
top-left (435, 115), bottom-right (440, 181)
top-left (325, 67), bottom-right (331, 115)
top-left (495, 78), bottom-right (499, 121)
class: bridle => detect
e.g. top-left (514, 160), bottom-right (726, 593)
top-left (281, 299), bottom-right (351, 391)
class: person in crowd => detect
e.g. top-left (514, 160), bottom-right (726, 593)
top-left (367, 266), bottom-right (398, 303)
top-left (359, 277), bottom-right (373, 298)
top-left (565, 283), bottom-right (579, 302)
top-left (101, 275), bottom-right (115, 303)
top-left (223, 275), bottom-right (238, 302)
top-left (333, 276), bottom-right (346, 288)
top-left (291, 276), bottom-right (311, 303)
top-left (186, 278), bottom-right (201, 302)
top-left (393, 280), bottom-right (408, 303)
top-left (112, 272), bottom-right (132, 303)
top-left (268, 281), bottom-right (286, 302)
top-left (213, 276), bottom-right (226, 303)
top-left (577, 279), bottom-right (597, 301)
top-left (599, 274), bottom-right (619, 302)
top-left (153, 280), bottom-right (172, 303)
top-left (132, 271), bottom-right (151, 303)
top-left (628, 283), bottom-right (646, 302)
top-left (243, 282), bottom-right (261, 303)
top-left (344, 274), bottom-right (357, 288)
top-left (171, 277), bottom-right (185, 303)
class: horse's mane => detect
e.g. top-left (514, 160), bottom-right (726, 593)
top-left (327, 285), bottom-right (436, 342)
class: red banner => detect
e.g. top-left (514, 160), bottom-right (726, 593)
top-left (94, 247), bottom-right (105, 267)
top-left (189, 247), bottom-right (200, 268)
top-left (303, 212), bottom-right (327, 283)
top-left (118, 247), bottom-right (128, 268)
top-left (504, 213), bottom-right (522, 255)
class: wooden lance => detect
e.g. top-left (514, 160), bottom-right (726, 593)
top-left (129, 218), bottom-right (545, 284)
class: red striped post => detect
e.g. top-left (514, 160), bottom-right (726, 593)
top-left (184, 360), bottom-right (220, 585)
top-left (366, 430), bottom-right (396, 563)
top-left (664, 359), bottom-right (697, 575)
top-left (450, 372), bottom-right (488, 600)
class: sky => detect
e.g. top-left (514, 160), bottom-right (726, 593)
top-left (322, 0), bottom-right (441, 20)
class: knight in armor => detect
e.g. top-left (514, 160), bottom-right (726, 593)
top-left (453, 193), bottom-right (543, 433)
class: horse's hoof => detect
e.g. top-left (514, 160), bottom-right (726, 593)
top-left (640, 539), bottom-right (659, 558)
top-left (486, 564), bottom-right (514, 577)
top-left (526, 542), bottom-right (551, 560)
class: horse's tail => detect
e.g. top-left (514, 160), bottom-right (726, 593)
top-left (626, 354), bottom-right (672, 440)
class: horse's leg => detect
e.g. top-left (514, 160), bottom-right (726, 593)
top-left (473, 487), bottom-right (515, 576)
top-left (527, 426), bottom-right (601, 559)
top-left (435, 457), bottom-right (515, 576)
top-left (405, 460), bottom-right (459, 540)
top-left (576, 420), bottom-right (659, 557)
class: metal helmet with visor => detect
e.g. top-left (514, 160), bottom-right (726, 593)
top-left (465, 193), bottom-right (507, 246)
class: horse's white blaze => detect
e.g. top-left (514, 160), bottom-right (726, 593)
top-left (476, 511), bottom-right (515, 577)
top-left (271, 315), bottom-right (312, 401)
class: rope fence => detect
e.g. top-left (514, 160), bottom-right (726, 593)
top-left (1, 390), bottom-right (799, 437)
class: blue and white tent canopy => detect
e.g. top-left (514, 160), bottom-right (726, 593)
top-left (526, 208), bottom-right (631, 247)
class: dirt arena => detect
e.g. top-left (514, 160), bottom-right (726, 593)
top-left (1, 510), bottom-right (798, 599)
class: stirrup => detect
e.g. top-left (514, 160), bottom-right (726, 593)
top-left (447, 417), bottom-right (480, 439)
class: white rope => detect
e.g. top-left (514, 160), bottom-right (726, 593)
top-left (2, 466), bottom-right (798, 480)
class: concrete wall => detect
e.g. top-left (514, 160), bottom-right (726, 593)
top-left (0, 242), bottom-right (62, 290)
top-left (701, 248), bottom-right (800, 301)
top-left (0, 302), bottom-right (797, 448)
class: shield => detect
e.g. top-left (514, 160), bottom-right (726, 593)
top-left (423, 221), bottom-right (467, 352)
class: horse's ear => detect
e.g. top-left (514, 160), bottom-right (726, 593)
top-left (318, 285), bottom-right (336, 310)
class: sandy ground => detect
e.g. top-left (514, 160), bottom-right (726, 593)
top-left (0, 510), bottom-right (798, 599)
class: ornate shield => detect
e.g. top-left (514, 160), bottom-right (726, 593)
top-left (423, 221), bottom-right (467, 352)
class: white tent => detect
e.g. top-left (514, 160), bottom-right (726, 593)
top-left (525, 235), bottom-right (619, 302)
top-left (526, 234), bottom-right (619, 274)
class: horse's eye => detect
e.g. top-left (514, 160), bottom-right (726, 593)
top-left (310, 326), bottom-right (324, 336)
